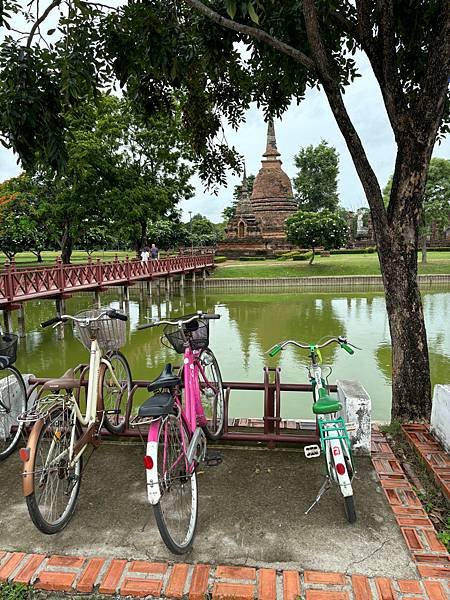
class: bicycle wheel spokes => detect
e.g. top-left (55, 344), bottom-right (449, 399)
top-left (199, 349), bottom-right (224, 440)
top-left (101, 351), bottom-right (132, 434)
top-left (26, 410), bottom-right (82, 533)
top-left (0, 367), bottom-right (26, 460)
top-left (154, 415), bottom-right (198, 554)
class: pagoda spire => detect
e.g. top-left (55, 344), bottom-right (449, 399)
top-left (241, 162), bottom-right (248, 191)
top-left (263, 119), bottom-right (281, 159)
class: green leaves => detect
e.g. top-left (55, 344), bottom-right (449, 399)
top-left (286, 209), bottom-right (348, 258)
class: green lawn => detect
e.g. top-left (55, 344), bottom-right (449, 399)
top-left (213, 252), bottom-right (450, 278)
top-left (0, 250), bottom-right (139, 267)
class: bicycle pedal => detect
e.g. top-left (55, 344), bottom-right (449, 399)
top-left (304, 444), bottom-right (321, 458)
top-left (204, 452), bottom-right (223, 467)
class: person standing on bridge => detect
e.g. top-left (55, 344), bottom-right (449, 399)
top-left (150, 243), bottom-right (159, 260)
top-left (141, 247), bottom-right (150, 262)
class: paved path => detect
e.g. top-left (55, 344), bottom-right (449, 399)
top-left (0, 428), bottom-right (449, 598)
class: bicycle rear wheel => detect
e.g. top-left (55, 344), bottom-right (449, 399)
top-left (198, 348), bottom-right (225, 440)
top-left (0, 366), bottom-right (27, 461)
top-left (99, 351), bottom-right (132, 434)
top-left (153, 415), bottom-right (198, 554)
top-left (25, 409), bottom-right (83, 534)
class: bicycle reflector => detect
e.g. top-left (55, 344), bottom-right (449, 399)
top-left (19, 447), bottom-right (30, 462)
top-left (143, 455), bottom-right (154, 470)
top-left (336, 462), bottom-right (346, 476)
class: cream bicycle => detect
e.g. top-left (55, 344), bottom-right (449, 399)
top-left (19, 308), bottom-right (131, 534)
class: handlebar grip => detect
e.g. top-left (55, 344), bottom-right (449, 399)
top-left (137, 322), bottom-right (158, 330)
top-left (341, 343), bottom-right (354, 355)
top-left (268, 344), bottom-right (282, 357)
top-left (41, 316), bottom-right (62, 328)
top-left (107, 309), bottom-right (128, 322)
top-left (203, 314), bottom-right (220, 320)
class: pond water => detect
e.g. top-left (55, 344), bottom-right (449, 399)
top-left (11, 286), bottom-right (450, 422)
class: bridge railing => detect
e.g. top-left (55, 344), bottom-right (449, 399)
top-left (0, 254), bottom-right (214, 305)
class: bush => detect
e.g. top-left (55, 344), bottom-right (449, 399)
top-left (427, 247), bottom-right (450, 252)
top-left (239, 256), bottom-right (266, 261)
top-left (293, 251), bottom-right (313, 261)
top-left (365, 246), bottom-right (377, 254)
top-left (214, 256), bottom-right (227, 263)
top-left (331, 248), bottom-right (368, 254)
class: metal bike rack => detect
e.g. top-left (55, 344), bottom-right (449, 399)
top-left (27, 366), bottom-right (337, 447)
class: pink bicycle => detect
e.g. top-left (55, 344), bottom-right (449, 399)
top-left (136, 311), bottom-right (224, 554)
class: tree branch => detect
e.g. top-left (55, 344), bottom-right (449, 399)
top-left (27, 0), bottom-right (62, 48)
top-left (301, 0), bottom-right (387, 231)
top-left (181, 0), bottom-right (316, 72)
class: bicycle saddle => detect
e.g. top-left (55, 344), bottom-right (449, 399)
top-left (138, 393), bottom-right (175, 417)
top-left (41, 368), bottom-right (83, 391)
top-left (313, 395), bottom-right (342, 415)
top-left (147, 363), bottom-right (181, 392)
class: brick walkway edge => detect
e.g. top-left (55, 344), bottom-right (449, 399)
top-left (0, 426), bottom-right (448, 599)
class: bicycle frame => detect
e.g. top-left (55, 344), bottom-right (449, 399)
top-left (144, 347), bottom-right (213, 505)
top-left (22, 340), bottom-right (121, 495)
top-left (309, 359), bottom-right (353, 497)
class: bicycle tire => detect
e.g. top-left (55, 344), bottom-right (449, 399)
top-left (198, 348), bottom-right (225, 441)
top-left (25, 409), bottom-right (83, 534)
top-left (344, 495), bottom-right (357, 523)
top-left (153, 415), bottom-right (198, 554)
top-left (0, 366), bottom-right (27, 461)
top-left (99, 351), bottom-right (132, 434)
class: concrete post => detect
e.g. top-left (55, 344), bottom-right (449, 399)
top-left (202, 269), bottom-right (207, 285)
top-left (146, 280), bottom-right (152, 296)
top-left (17, 305), bottom-right (26, 338)
top-left (180, 273), bottom-right (185, 290)
top-left (165, 276), bottom-right (170, 295)
top-left (192, 271), bottom-right (196, 286)
top-left (336, 380), bottom-right (371, 455)
top-left (123, 286), bottom-right (130, 302)
top-left (2, 310), bottom-right (13, 334)
top-left (431, 385), bottom-right (450, 453)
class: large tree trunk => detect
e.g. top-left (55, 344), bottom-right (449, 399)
top-left (377, 229), bottom-right (431, 421)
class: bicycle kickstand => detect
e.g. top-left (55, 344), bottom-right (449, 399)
top-left (305, 477), bottom-right (331, 515)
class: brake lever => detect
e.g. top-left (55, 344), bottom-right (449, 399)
top-left (349, 342), bottom-right (363, 350)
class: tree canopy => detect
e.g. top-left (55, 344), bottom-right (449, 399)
top-left (286, 210), bottom-right (347, 264)
top-left (293, 141), bottom-right (340, 212)
top-left (1, 1), bottom-right (449, 420)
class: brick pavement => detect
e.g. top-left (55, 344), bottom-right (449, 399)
top-left (0, 427), bottom-right (448, 599)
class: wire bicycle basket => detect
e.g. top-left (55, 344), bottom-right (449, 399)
top-left (74, 308), bottom-right (126, 353)
top-left (164, 315), bottom-right (209, 354)
top-left (0, 334), bottom-right (18, 366)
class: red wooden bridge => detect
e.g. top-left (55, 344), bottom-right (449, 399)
top-left (0, 254), bottom-right (214, 309)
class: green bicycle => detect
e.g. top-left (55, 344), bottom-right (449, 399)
top-left (268, 335), bottom-right (358, 523)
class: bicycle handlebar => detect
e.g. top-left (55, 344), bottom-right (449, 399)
top-left (267, 336), bottom-right (358, 357)
top-left (41, 308), bottom-right (127, 328)
top-left (137, 311), bottom-right (220, 331)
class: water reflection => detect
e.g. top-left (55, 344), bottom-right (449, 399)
top-left (10, 286), bottom-right (450, 423)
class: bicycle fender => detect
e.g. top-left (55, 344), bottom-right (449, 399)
top-left (329, 439), bottom-right (353, 497)
top-left (146, 440), bottom-right (161, 505)
top-left (21, 418), bottom-right (45, 497)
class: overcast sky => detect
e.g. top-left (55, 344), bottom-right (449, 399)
top-left (0, 44), bottom-right (448, 223)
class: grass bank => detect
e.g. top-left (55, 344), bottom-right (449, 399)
top-left (212, 252), bottom-right (450, 278)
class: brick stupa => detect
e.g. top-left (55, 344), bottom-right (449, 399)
top-left (220, 120), bottom-right (298, 257)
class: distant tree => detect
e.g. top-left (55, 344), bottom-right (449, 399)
top-left (190, 214), bottom-right (220, 247)
top-left (78, 226), bottom-right (115, 255)
top-left (222, 205), bottom-right (236, 221)
top-left (223, 173), bottom-right (256, 222)
top-left (293, 141), bottom-right (340, 212)
top-left (383, 158), bottom-right (450, 263)
top-left (286, 210), bottom-right (347, 264)
top-left (147, 218), bottom-right (189, 251)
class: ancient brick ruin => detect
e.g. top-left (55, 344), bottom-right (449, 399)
top-left (220, 121), bottom-right (298, 257)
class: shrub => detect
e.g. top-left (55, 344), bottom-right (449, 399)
top-left (331, 248), bottom-right (368, 254)
top-left (214, 256), bottom-right (227, 263)
top-left (293, 251), bottom-right (313, 261)
top-left (239, 256), bottom-right (265, 261)
top-left (365, 246), bottom-right (377, 254)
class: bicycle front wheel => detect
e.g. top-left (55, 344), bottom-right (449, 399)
top-left (25, 409), bottom-right (83, 534)
top-left (0, 366), bottom-right (27, 461)
top-left (153, 415), bottom-right (198, 554)
top-left (99, 351), bottom-right (132, 434)
top-left (198, 348), bottom-right (225, 440)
